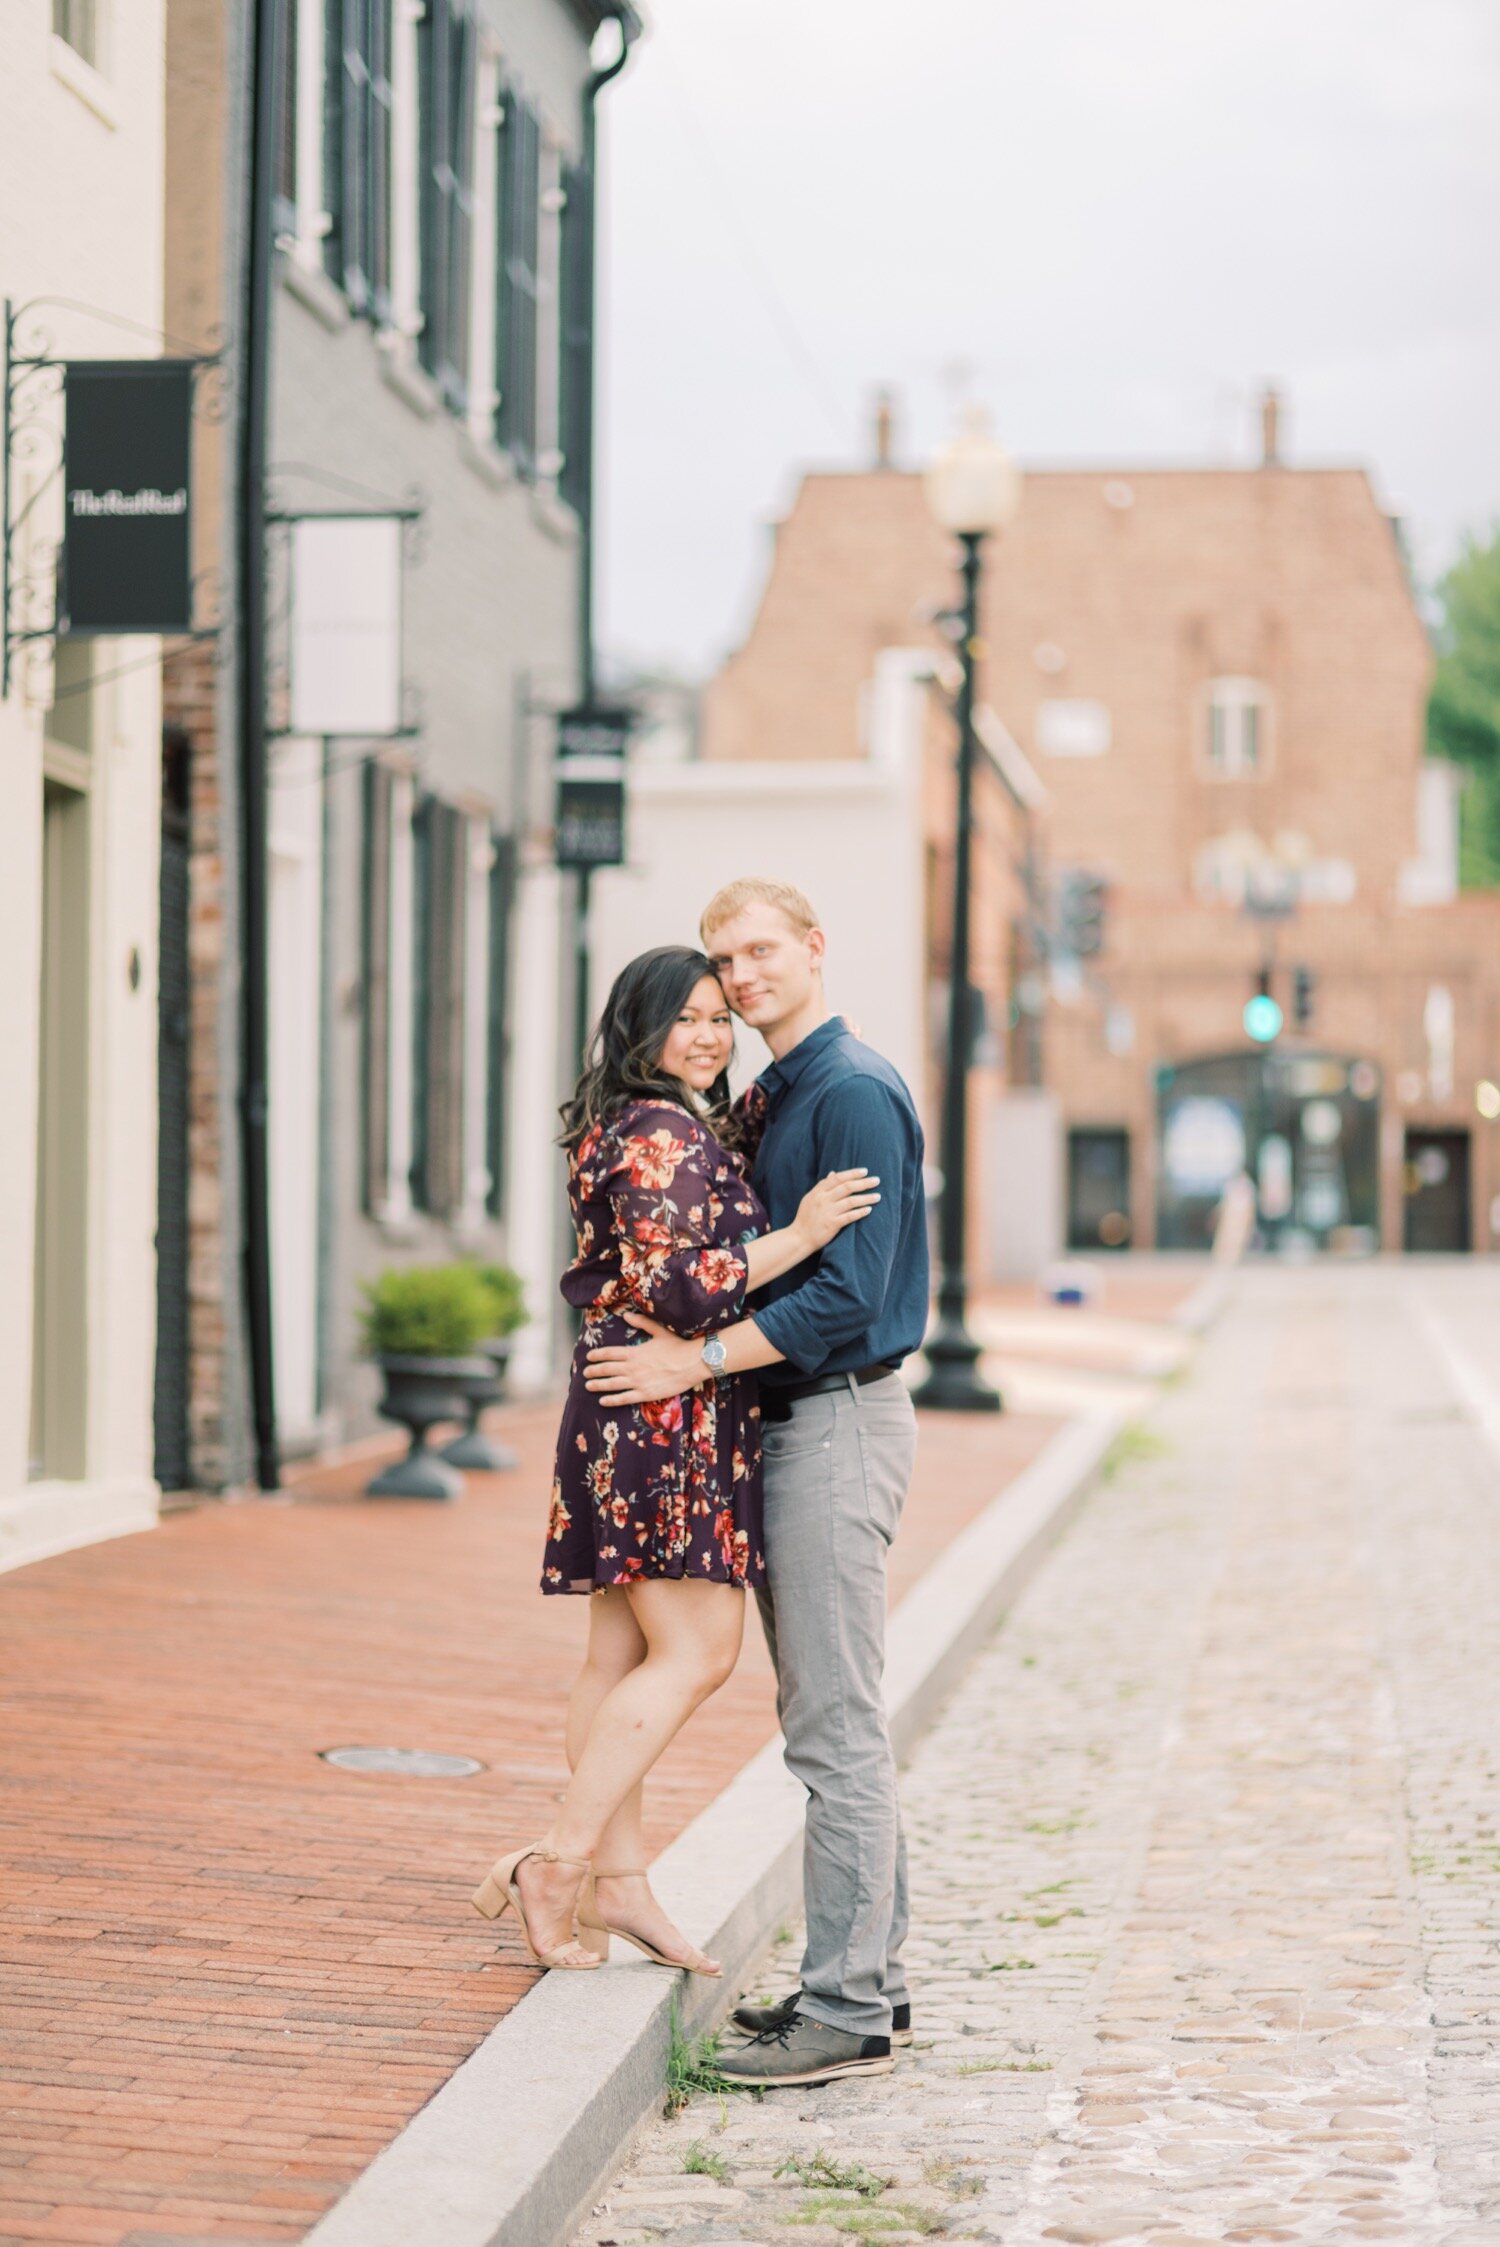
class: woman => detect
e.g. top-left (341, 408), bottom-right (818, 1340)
top-left (473, 946), bottom-right (878, 1975)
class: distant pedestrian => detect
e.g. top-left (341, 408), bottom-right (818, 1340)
top-left (472, 943), bottom-right (877, 1975)
top-left (586, 881), bottom-right (928, 2087)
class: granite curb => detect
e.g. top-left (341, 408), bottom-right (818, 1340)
top-left (304, 1400), bottom-right (1137, 2247)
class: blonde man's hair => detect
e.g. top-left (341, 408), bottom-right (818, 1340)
top-left (700, 877), bottom-right (821, 947)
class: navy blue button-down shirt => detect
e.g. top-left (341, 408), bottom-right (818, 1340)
top-left (748, 1016), bottom-right (928, 1387)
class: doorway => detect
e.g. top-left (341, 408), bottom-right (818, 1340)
top-left (1067, 1128), bottom-right (1131, 1250)
top-left (31, 779), bottom-right (91, 1481)
top-left (1402, 1129), bottom-right (1470, 1253)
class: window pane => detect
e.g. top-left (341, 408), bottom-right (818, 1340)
top-left (496, 97), bottom-right (540, 472)
top-left (54, 0), bottom-right (99, 66)
top-left (1241, 701), bottom-right (1260, 773)
top-left (275, 0), bottom-right (300, 218)
top-left (1208, 699), bottom-right (1227, 771)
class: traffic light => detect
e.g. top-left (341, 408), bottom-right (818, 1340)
top-left (1244, 966), bottom-right (1283, 1043)
top-left (1057, 870), bottom-right (1108, 959)
top-left (1293, 965), bottom-right (1315, 1029)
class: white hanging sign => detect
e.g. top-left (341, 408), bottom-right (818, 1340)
top-left (289, 514), bottom-right (404, 737)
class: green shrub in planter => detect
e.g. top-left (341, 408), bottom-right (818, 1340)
top-left (470, 1262), bottom-right (528, 1339)
top-left (359, 1264), bottom-right (493, 1361)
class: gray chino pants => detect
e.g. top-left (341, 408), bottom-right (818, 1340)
top-left (755, 1371), bottom-right (918, 2038)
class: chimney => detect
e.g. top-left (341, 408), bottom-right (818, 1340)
top-left (872, 385), bottom-right (896, 470)
top-left (1259, 385), bottom-right (1283, 469)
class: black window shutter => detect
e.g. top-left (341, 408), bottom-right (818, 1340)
top-left (445, 11), bottom-right (477, 407)
top-left (417, 0), bottom-right (444, 379)
top-left (557, 161), bottom-right (592, 518)
top-left (410, 793), bottom-right (434, 1209)
top-left (325, 0), bottom-right (391, 316)
top-left (485, 832), bottom-right (516, 1218)
top-left (361, 761), bottom-right (393, 1214)
top-left (340, 0), bottom-right (373, 307)
top-left (275, 0), bottom-right (300, 228)
top-left (321, 0), bottom-right (343, 284)
top-left (419, 1), bottom-right (475, 405)
top-left (495, 92), bottom-right (540, 475)
top-left (411, 799), bottom-right (469, 1217)
top-left (367, 0), bottom-right (395, 321)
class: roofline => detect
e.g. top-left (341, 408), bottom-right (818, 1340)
top-left (791, 459), bottom-right (1380, 484)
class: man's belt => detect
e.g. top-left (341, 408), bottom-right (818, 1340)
top-left (760, 1363), bottom-right (899, 1422)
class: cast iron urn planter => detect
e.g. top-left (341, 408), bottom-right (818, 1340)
top-left (439, 1340), bottom-right (520, 1474)
top-left (367, 1355), bottom-right (489, 1500)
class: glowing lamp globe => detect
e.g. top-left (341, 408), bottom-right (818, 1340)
top-left (925, 407), bottom-right (1022, 538)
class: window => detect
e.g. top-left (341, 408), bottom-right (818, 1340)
top-left (494, 86), bottom-right (541, 474)
top-left (417, 0), bottom-right (477, 404)
top-left (556, 161), bottom-right (592, 517)
top-left (1205, 678), bottom-right (1266, 778)
top-left (53, 0), bottom-right (101, 69)
top-left (1036, 698), bottom-right (1111, 758)
top-left (324, 0), bottom-right (395, 318)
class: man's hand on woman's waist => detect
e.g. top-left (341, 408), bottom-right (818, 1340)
top-left (585, 1311), bottom-right (785, 1407)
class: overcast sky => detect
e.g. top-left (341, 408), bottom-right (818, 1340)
top-left (593, 0), bottom-right (1500, 680)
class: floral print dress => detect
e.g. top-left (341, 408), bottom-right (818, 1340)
top-left (542, 1098), bottom-right (769, 1595)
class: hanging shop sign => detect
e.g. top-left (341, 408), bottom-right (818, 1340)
top-left (61, 360), bottom-right (195, 634)
top-left (555, 703), bottom-right (632, 869)
top-left (288, 514), bottom-right (405, 737)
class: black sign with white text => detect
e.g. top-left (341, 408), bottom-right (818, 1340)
top-left (62, 360), bottom-right (194, 634)
top-left (555, 703), bottom-right (632, 868)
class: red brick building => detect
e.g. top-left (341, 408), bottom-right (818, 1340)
top-left (701, 417), bottom-right (1500, 1256)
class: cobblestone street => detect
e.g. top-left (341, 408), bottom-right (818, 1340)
top-left (576, 1265), bottom-right (1500, 2247)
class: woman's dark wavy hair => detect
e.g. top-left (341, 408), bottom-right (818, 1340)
top-left (558, 945), bottom-right (736, 1149)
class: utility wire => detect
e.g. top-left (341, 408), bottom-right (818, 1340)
top-left (648, 39), bottom-right (848, 441)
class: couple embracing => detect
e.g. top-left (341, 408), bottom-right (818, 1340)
top-left (473, 877), bottom-right (928, 2090)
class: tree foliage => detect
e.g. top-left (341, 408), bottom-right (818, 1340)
top-left (1427, 528), bottom-right (1500, 887)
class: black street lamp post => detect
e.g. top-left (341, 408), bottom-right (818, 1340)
top-left (914, 411), bottom-right (1021, 1414)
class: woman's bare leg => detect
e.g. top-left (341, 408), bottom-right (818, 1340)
top-left (516, 1580), bottom-right (745, 1960)
top-left (566, 1591), bottom-right (649, 1875)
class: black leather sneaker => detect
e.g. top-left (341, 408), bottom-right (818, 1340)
top-left (733, 1989), bottom-right (913, 2045)
top-left (716, 2012), bottom-right (894, 2088)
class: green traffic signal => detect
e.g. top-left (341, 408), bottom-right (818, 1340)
top-left (1244, 993), bottom-right (1283, 1042)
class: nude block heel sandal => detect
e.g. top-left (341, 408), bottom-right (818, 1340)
top-left (471, 1846), bottom-right (600, 1971)
top-left (580, 1868), bottom-right (722, 1977)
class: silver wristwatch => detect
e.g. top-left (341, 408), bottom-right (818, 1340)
top-left (701, 1334), bottom-right (729, 1377)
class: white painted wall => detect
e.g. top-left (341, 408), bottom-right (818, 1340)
top-left (0, 2), bottom-right (166, 1569)
top-left (592, 652), bottom-right (932, 1104)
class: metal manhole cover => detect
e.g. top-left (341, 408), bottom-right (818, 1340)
top-left (321, 1746), bottom-right (486, 1778)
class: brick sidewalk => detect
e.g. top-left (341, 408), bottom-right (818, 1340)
top-left (0, 1394), bottom-right (1059, 2246)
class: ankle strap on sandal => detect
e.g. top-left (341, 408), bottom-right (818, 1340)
top-left (592, 1866), bottom-right (647, 1879)
top-left (532, 1847), bottom-right (591, 1870)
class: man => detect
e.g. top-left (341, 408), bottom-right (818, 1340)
top-left (585, 877), bottom-right (928, 2088)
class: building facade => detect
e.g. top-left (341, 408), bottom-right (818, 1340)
top-left (696, 420), bottom-right (1500, 1263)
top-left (0, 1), bottom-right (169, 1569)
top-left (159, 0), bottom-right (634, 1489)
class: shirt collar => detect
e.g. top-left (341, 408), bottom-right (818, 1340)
top-left (757, 1015), bottom-right (844, 1109)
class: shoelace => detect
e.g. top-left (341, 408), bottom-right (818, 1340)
top-left (748, 2012), bottom-right (802, 2050)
